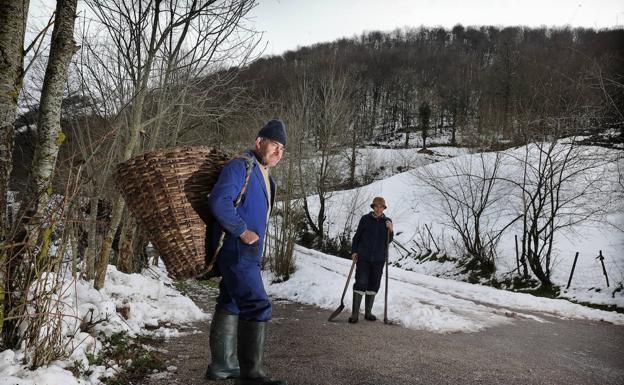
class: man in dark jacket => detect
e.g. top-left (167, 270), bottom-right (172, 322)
top-left (349, 196), bottom-right (394, 323)
top-left (205, 119), bottom-right (287, 385)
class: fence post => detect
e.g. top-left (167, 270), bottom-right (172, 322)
top-left (566, 252), bottom-right (579, 289)
top-left (515, 235), bottom-right (520, 273)
top-left (424, 224), bottom-right (440, 251)
top-left (597, 250), bottom-right (610, 287)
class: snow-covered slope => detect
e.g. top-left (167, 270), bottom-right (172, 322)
top-left (295, 142), bottom-right (624, 307)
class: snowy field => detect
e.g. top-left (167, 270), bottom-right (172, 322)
top-left (298, 141), bottom-right (624, 308)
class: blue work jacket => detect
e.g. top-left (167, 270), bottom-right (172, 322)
top-left (207, 151), bottom-right (275, 264)
top-left (351, 212), bottom-right (394, 262)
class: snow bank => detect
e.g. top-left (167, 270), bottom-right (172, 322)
top-left (0, 265), bottom-right (209, 385)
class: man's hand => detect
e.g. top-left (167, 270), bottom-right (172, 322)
top-left (240, 229), bottom-right (259, 245)
top-left (385, 220), bottom-right (393, 232)
top-left (351, 252), bottom-right (358, 262)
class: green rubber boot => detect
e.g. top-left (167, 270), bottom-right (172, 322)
top-left (348, 291), bottom-right (363, 324)
top-left (205, 307), bottom-right (240, 380)
top-left (236, 320), bottom-right (287, 385)
top-left (364, 294), bottom-right (377, 321)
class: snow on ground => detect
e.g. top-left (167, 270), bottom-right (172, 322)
top-left (297, 141), bottom-right (624, 308)
top-left (265, 245), bottom-right (624, 334)
top-left (0, 265), bottom-right (209, 385)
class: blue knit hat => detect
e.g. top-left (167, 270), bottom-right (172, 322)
top-left (257, 119), bottom-right (287, 147)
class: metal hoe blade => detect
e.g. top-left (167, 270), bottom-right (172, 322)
top-left (328, 260), bottom-right (356, 322)
top-left (327, 303), bottom-right (345, 322)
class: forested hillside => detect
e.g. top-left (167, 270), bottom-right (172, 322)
top-left (214, 26), bottom-right (623, 148)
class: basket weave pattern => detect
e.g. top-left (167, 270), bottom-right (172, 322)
top-left (114, 146), bottom-right (231, 278)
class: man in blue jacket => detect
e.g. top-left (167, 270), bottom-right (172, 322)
top-left (349, 197), bottom-right (393, 323)
top-left (205, 119), bottom-right (287, 385)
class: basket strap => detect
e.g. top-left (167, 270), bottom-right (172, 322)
top-left (203, 155), bottom-right (255, 275)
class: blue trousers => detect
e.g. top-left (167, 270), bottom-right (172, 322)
top-left (216, 242), bottom-right (272, 321)
top-left (353, 260), bottom-right (385, 294)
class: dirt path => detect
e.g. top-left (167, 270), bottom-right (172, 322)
top-left (141, 284), bottom-right (624, 385)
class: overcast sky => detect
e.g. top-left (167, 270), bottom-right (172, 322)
top-left (28, 0), bottom-right (624, 58)
top-left (248, 0), bottom-right (624, 56)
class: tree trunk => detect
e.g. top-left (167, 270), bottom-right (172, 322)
top-left (370, 86), bottom-right (379, 139)
top-left (0, 0), bottom-right (28, 238)
top-left (349, 122), bottom-right (357, 187)
top-left (0, 0), bottom-right (29, 343)
top-left (70, 220), bottom-right (78, 278)
top-left (132, 221), bottom-right (149, 272)
top-left (317, 195), bottom-right (326, 248)
top-left (3, 0), bottom-right (77, 348)
top-left (169, 90), bottom-right (188, 147)
top-left (527, 227), bottom-right (551, 288)
top-left (94, 198), bottom-right (124, 289)
top-left (19, 0), bottom-right (78, 243)
top-left (83, 194), bottom-right (99, 279)
top-left (450, 108), bottom-right (457, 146)
top-left (116, 210), bottom-right (133, 274)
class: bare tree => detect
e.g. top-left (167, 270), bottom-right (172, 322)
top-left (506, 138), bottom-right (611, 289)
top-left (3, 0), bottom-right (79, 349)
top-left (15, 0), bottom-right (79, 241)
top-left (291, 64), bottom-right (354, 248)
top-left (417, 152), bottom-right (513, 276)
top-left (0, 0), bottom-right (30, 340)
top-left (0, 0), bottom-right (30, 241)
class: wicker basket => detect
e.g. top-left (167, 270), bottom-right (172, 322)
top-left (114, 146), bottom-right (231, 278)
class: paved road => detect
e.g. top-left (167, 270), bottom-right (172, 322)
top-left (142, 286), bottom-right (624, 385)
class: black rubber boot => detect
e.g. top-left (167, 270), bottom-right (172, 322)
top-left (205, 307), bottom-right (240, 380)
top-left (236, 320), bottom-right (287, 385)
top-left (364, 294), bottom-right (377, 321)
top-left (348, 292), bottom-right (363, 324)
